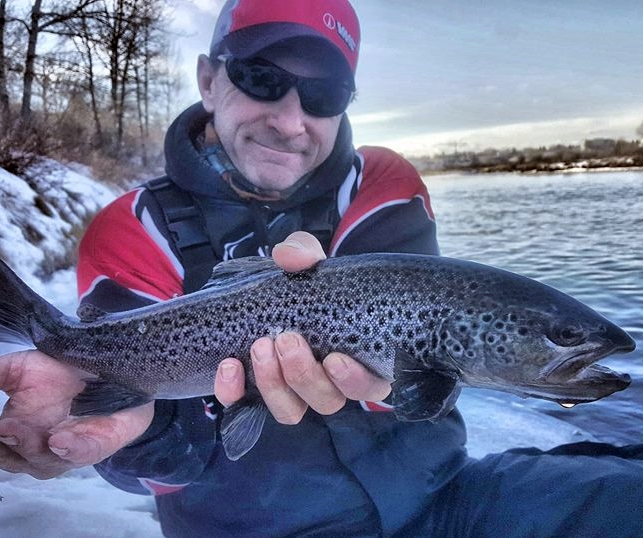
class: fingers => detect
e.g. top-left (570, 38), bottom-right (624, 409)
top-left (0, 350), bottom-right (86, 407)
top-left (215, 332), bottom-right (393, 425)
top-left (323, 353), bottom-right (392, 402)
top-left (0, 402), bottom-right (155, 478)
top-left (214, 358), bottom-right (246, 408)
top-left (253, 333), bottom-right (347, 423)
top-left (216, 228), bottom-right (391, 425)
top-left (251, 335), bottom-right (310, 424)
top-left (48, 402), bottom-right (154, 466)
top-left (0, 417), bottom-right (76, 479)
top-left (272, 231), bottom-right (326, 273)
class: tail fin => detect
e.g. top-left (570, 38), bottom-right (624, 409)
top-left (0, 258), bottom-right (63, 352)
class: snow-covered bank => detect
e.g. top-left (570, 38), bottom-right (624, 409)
top-left (0, 159), bottom-right (119, 279)
top-left (0, 467), bottom-right (162, 538)
top-left (0, 163), bottom-right (165, 537)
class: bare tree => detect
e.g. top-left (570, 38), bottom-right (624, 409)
top-left (92, 0), bottom-right (171, 155)
top-left (18, 0), bottom-right (101, 121)
top-left (156, 40), bottom-right (184, 128)
top-left (0, 0), bottom-right (11, 125)
top-left (2, 0), bottom-right (178, 174)
top-left (131, 0), bottom-right (173, 165)
top-left (63, 8), bottom-right (108, 146)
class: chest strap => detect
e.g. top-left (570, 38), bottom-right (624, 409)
top-left (145, 177), bottom-right (341, 294)
top-left (145, 177), bottom-right (218, 293)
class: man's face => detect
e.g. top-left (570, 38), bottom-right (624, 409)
top-left (199, 49), bottom-right (344, 193)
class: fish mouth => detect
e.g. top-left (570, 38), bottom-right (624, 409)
top-left (532, 336), bottom-right (635, 405)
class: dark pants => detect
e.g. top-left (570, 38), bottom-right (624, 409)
top-left (401, 442), bottom-right (643, 538)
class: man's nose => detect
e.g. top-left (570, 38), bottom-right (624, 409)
top-left (265, 88), bottom-right (307, 137)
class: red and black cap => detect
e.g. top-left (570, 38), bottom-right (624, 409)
top-left (210, 0), bottom-right (361, 79)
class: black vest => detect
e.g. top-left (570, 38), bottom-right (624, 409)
top-left (145, 176), bottom-right (340, 293)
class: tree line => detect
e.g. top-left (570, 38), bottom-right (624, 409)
top-left (0, 0), bottom-right (183, 182)
top-left (410, 135), bottom-right (643, 175)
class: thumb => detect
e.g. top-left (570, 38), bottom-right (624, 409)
top-left (272, 231), bottom-right (326, 273)
top-left (48, 402), bottom-right (154, 465)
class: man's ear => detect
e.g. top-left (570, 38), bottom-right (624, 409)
top-left (197, 54), bottom-right (218, 112)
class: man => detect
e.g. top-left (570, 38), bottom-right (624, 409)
top-left (1, 1), bottom-right (643, 536)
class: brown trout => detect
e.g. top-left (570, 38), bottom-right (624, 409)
top-left (0, 254), bottom-right (635, 460)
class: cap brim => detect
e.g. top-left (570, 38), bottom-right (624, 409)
top-left (224, 23), bottom-right (319, 57)
top-left (222, 22), bottom-right (354, 82)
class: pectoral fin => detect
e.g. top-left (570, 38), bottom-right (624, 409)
top-left (70, 378), bottom-right (153, 416)
top-left (220, 397), bottom-right (269, 461)
top-left (392, 348), bottom-right (461, 422)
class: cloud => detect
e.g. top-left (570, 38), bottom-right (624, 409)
top-left (354, 109), bottom-right (643, 156)
top-left (348, 109), bottom-right (409, 127)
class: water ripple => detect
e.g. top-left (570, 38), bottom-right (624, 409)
top-left (425, 171), bottom-right (643, 444)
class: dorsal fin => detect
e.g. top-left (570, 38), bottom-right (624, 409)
top-left (76, 302), bottom-right (109, 323)
top-left (201, 256), bottom-right (280, 290)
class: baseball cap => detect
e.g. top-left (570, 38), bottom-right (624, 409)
top-left (210, 0), bottom-right (360, 79)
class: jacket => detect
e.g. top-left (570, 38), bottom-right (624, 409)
top-left (76, 103), bottom-right (468, 538)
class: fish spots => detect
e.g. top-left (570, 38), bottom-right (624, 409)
top-left (346, 333), bottom-right (360, 345)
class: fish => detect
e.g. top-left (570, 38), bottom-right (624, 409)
top-left (0, 254), bottom-right (635, 460)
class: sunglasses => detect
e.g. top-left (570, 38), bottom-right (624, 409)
top-left (220, 55), bottom-right (355, 118)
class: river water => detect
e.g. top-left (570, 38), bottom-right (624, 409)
top-left (424, 170), bottom-right (643, 447)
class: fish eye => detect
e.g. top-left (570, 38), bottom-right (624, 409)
top-left (549, 324), bottom-right (587, 347)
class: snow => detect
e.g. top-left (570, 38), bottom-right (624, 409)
top-left (0, 162), bottom-right (596, 537)
top-left (0, 162), bottom-right (166, 537)
top-left (0, 467), bottom-right (162, 538)
top-left (0, 159), bottom-right (118, 280)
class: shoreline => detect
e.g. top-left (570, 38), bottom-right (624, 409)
top-left (421, 163), bottom-right (643, 177)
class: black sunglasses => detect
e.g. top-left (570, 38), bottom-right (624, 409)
top-left (220, 55), bottom-right (355, 118)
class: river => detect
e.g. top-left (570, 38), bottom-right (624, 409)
top-left (424, 170), bottom-right (643, 448)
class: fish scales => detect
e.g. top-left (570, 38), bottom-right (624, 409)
top-left (0, 252), bottom-right (635, 460)
top-left (33, 255), bottom-right (454, 397)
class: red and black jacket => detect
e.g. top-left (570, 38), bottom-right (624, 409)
top-left (78, 103), bottom-right (467, 538)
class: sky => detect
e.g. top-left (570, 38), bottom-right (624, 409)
top-left (169, 0), bottom-right (643, 156)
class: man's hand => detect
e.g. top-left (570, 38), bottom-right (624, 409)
top-left (0, 350), bottom-right (153, 479)
top-left (215, 231), bottom-right (391, 424)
